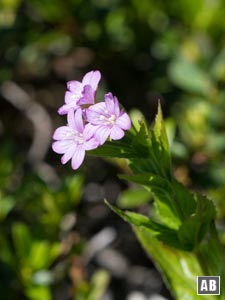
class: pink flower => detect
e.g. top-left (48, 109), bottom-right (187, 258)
top-left (58, 70), bottom-right (101, 115)
top-left (52, 109), bottom-right (99, 169)
top-left (85, 92), bottom-right (131, 145)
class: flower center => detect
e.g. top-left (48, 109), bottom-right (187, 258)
top-left (65, 130), bottom-right (84, 144)
top-left (99, 114), bottom-right (116, 125)
top-left (74, 133), bottom-right (84, 144)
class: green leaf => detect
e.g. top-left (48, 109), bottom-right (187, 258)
top-left (154, 102), bottom-right (169, 153)
top-left (131, 118), bottom-right (151, 156)
top-left (26, 286), bottom-right (51, 300)
top-left (88, 139), bottom-right (136, 158)
top-left (28, 241), bottom-right (60, 271)
top-left (211, 46), bottom-right (225, 81)
top-left (134, 227), bottom-right (218, 300)
top-left (119, 173), bottom-right (195, 227)
top-left (129, 108), bottom-right (144, 131)
top-left (86, 269), bottom-right (110, 300)
top-left (172, 180), bottom-right (196, 220)
top-left (178, 193), bottom-right (216, 250)
top-left (0, 195), bottom-right (15, 221)
top-left (117, 187), bottom-right (151, 208)
top-left (168, 56), bottom-right (213, 96)
top-left (151, 103), bottom-right (172, 178)
top-left (12, 223), bottom-right (32, 260)
top-left (153, 199), bottom-right (181, 230)
top-left (105, 201), bottom-right (187, 250)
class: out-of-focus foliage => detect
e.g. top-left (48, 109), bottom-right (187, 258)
top-left (1, 0), bottom-right (225, 299)
top-left (0, 141), bottom-right (110, 300)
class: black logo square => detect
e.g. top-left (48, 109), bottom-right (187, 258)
top-left (197, 276), bottom-right (220, 295)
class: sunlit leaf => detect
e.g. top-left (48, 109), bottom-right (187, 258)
top-left (117, 187), bottom-right (151, 208)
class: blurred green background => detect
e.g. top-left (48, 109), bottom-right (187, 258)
top-left (1, 0), bottom-right (225, 299)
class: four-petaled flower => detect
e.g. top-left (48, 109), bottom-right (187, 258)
top-left (86, 92), bottom-right (131, 145)
top-left (52, 109), bottom-right (99, 169)
top-left (58, 70), bottom-right (101, 115)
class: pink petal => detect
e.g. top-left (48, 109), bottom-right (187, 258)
top-left (88, 102), bottom-right (106, 114)
top-left (113, 96), bottom-right (120, 116)
top-left (74, 109), bottom-right (84, 133)
top-left (52, 140), bottom-right (74, 154)
top-left (61, 146), bottom-right (76, 164)
top-left (67, 109), bottom-right (76, 130)
top-left (58, 102), bottom-right (79, 115)
top-left (77, 85), bottom-right (95, 105)
top-left (105, 93), bottom-right (120, 116)
top-left (84, 138), bottom-right (99, 150)
top-left (83, 123), bottom-right (98, 140)
top-left (67, 81), bottom-right (83, 93)
top-left (86, 102), bottom-right (107, 125)
top-left (71, 149), bottom-right (85, 170)
top-left (53, 126), bottom-right (72, 140)
top-left (65, 91), bottom-right (80, 104)
top-left (110, 125), bottom-right (124, 140)
top-left (82, 70), bottom-right (101, 90)
top-left (104, 93), bottom-right (114, 114)
top-left (115, 113), bottom-right (131, 130)
top-left (95, 126), bottom-right (110, 145)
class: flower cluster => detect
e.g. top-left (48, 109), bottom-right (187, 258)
top-left (52, 70), bottom-right (131, 169)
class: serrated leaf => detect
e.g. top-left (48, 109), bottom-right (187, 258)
top-left (131, 118), bottom-right (151, 156)
top-left (151, 103), bottom-right (172, 178)
top-left (119, 173), bottom-right (194, 226)
top-left (178, 193), bottom-right (216, 250)
top-left (105, 201), bottom-right (187, 250)
top-left (172, 180), bottom-right (196, 220)
top-left (154, 102), bottom-right (169, 153)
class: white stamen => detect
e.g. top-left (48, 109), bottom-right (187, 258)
top-left (65, 128), bottom-right (84, 144)
top-left (108, 115), bottom-right (116, 124)
top-left (74, 135), bottom-right (84, 144)
top-left (99, 114), bottom-right (116, 126)
top-left (99, 115), bottom-right (106, 121)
